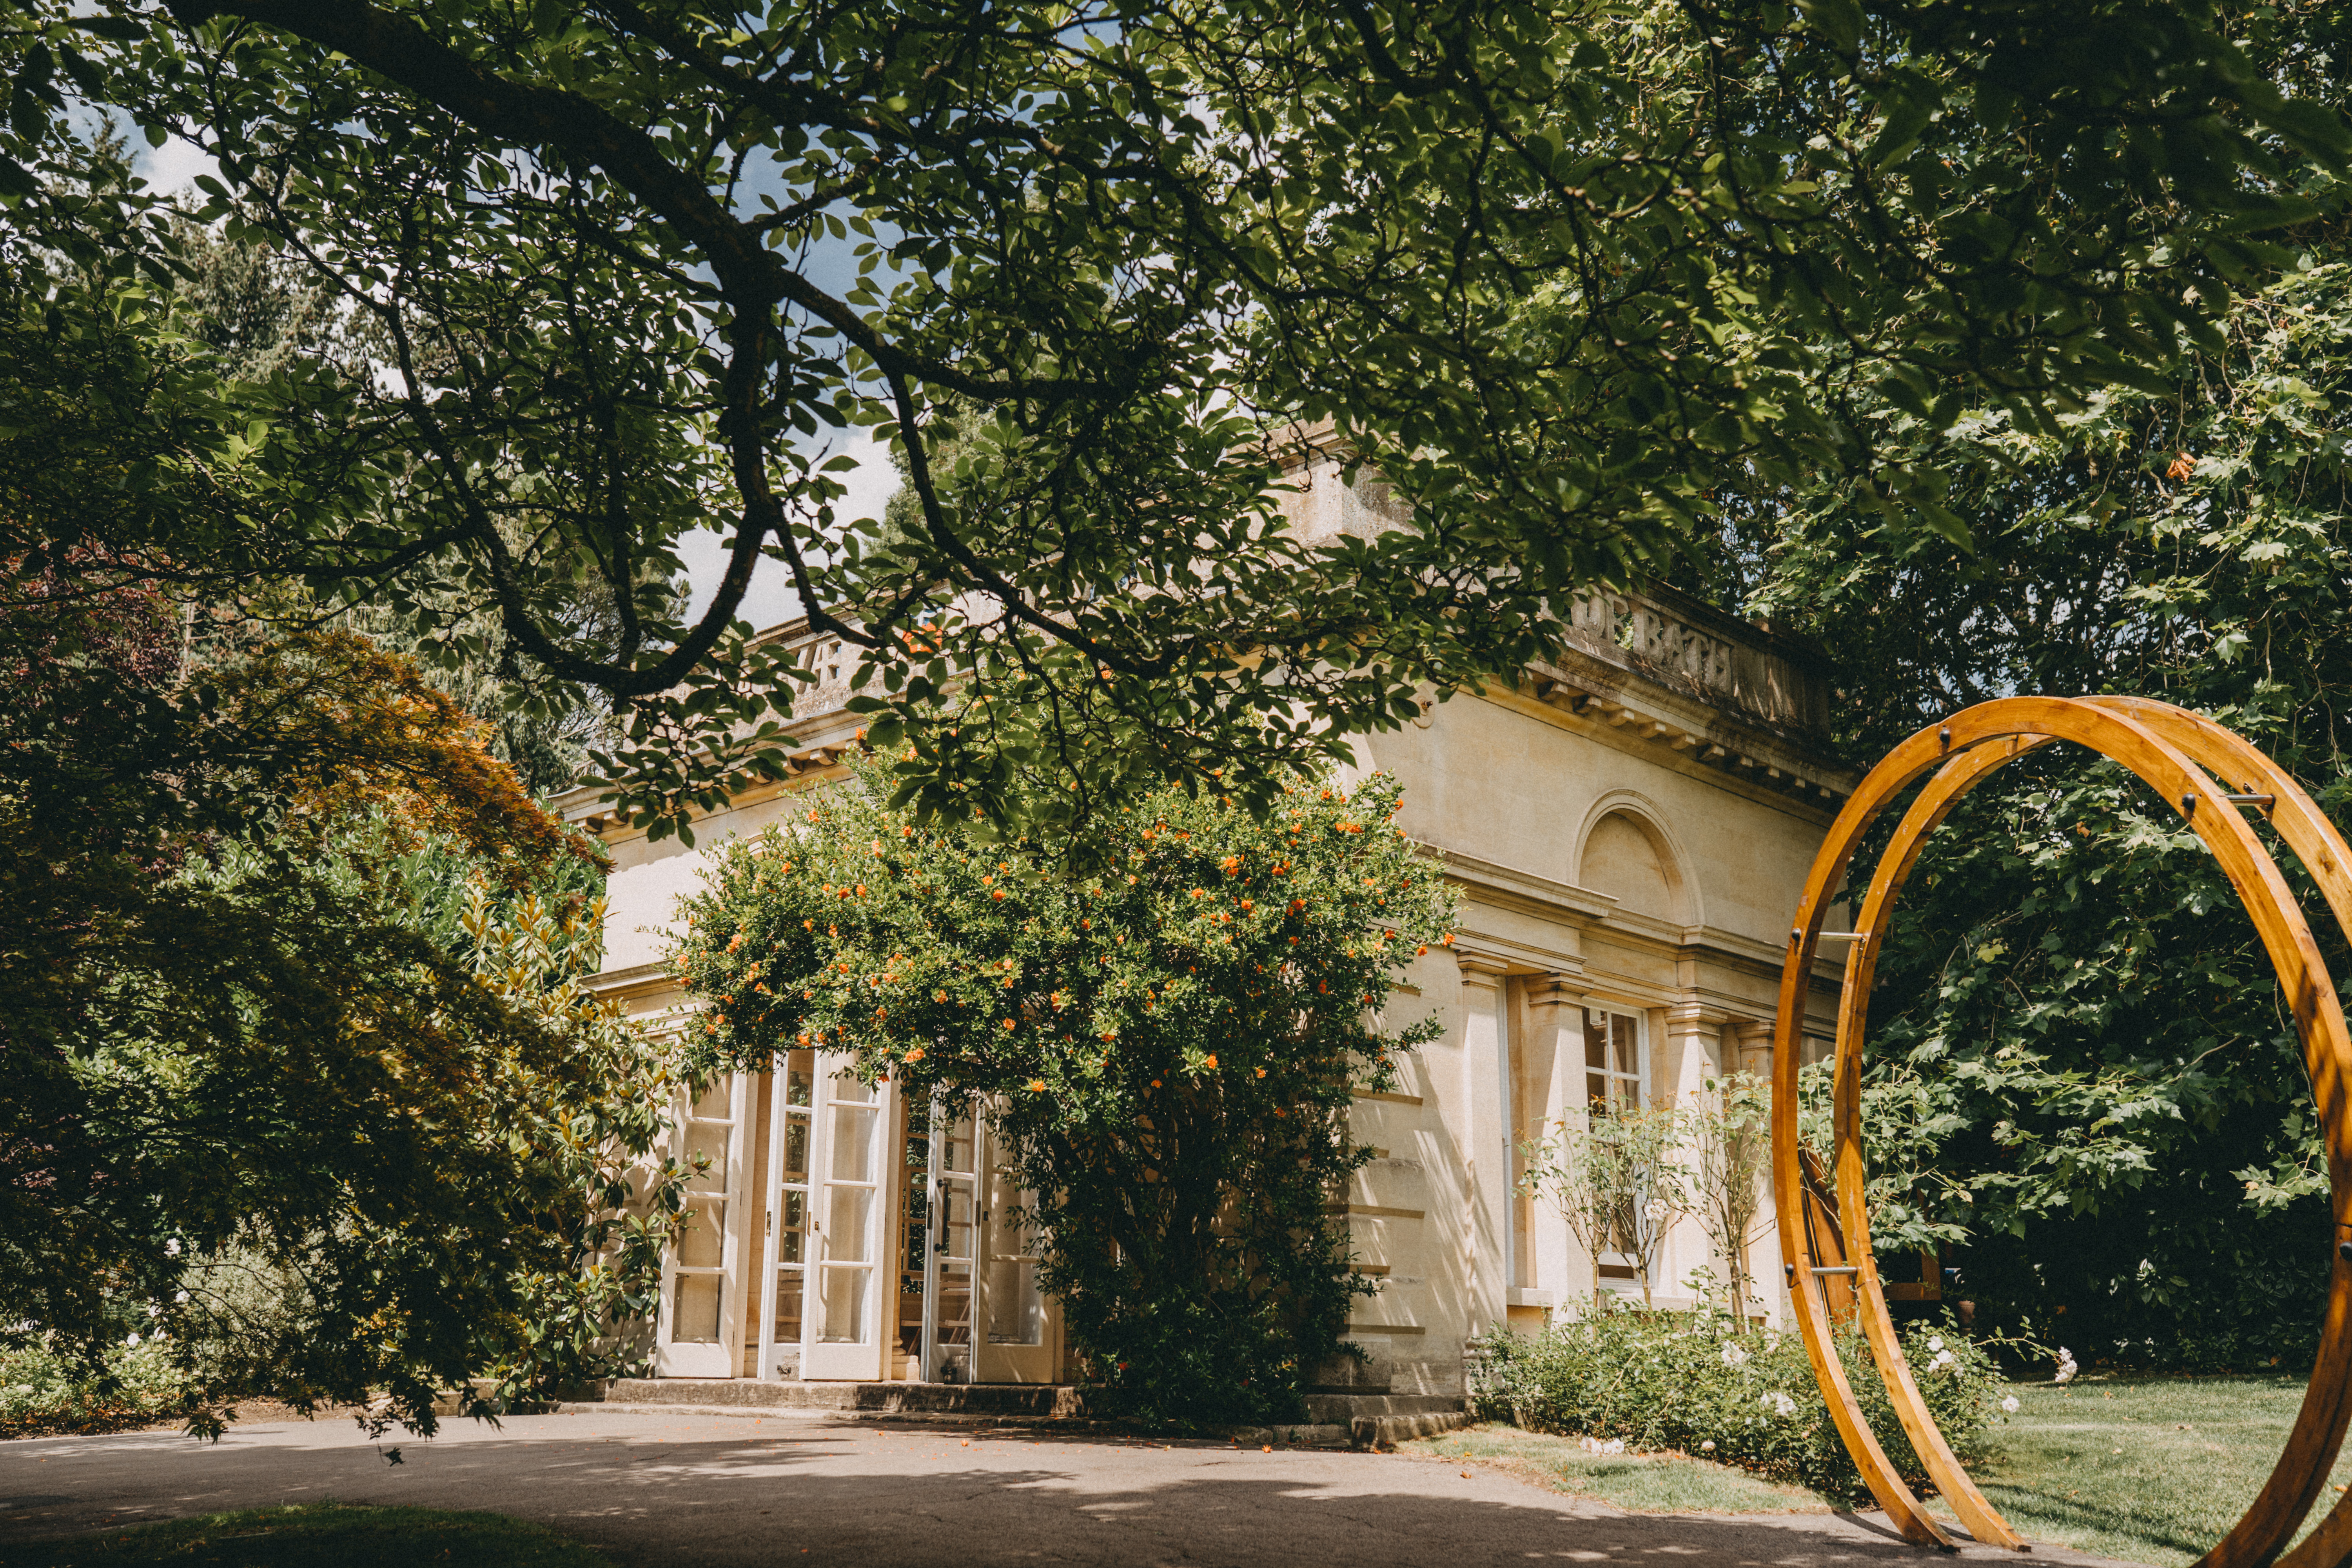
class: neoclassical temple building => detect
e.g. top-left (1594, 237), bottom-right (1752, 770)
top-left (561, 457), bottom-right (1856, 1397)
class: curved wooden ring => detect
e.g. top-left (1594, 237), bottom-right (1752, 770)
top-left (1773, 697), bottom-right (2352, 1561)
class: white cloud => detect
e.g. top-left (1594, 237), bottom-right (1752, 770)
top-left (135, 134), bottom-right (218, 197)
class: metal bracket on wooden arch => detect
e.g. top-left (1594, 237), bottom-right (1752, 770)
top-left (1772, 697), bottom-right (2352, 1565)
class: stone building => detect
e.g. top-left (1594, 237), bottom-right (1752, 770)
top-left (559, 463), bottom-right (1855, 1397)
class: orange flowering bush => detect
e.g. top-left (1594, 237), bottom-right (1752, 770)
top-left (674, 765), bottom-right (1453, 1421)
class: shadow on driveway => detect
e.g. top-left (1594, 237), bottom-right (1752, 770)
top-left (0, 1411), bottom-right (2136, 1568)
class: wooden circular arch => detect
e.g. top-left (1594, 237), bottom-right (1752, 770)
top-left (1773, 697), bottom-right (2352, 1563)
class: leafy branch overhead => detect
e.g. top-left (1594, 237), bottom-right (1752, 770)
top-left (4, 0), bottom-right (2346, 838)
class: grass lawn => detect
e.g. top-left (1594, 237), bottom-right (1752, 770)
top-left (1402, 1423), bottom-right (1834, 1514)
top-left (1961, 1372), bottom-right (2352, 1568)
top-left (1422, 1376), bottom-right (2352, 1568)
top-left (0, 1503), bottom-right (613, 1567)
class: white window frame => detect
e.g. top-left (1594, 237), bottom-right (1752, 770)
top-left (1580, 1004), bottom-right (1654, 1295)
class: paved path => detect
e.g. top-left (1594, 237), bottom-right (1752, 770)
top-left (2, 1410), bottom-right (2129, 1568)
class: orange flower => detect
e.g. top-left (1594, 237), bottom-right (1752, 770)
top-left (1189, 888), bottom-right (1206, 899)
top-left (1002, 1018), bottom-right (1016, 1031)
top-left (855, 884), bottom-right (868, 897)
top-left (991, 889), bottom-right (1006, 901)
top-left (1027, 1078), bottom-right (1048, 1091)
top-left (1255, 1067), bottom-right (1267, 1079)
top-left (1220, 855), bottom-right (1241, 876)
top-left (1203, 1054), bottom-right (1219, 1069)
top-left (907, 1047), bottom-right (926, 1061)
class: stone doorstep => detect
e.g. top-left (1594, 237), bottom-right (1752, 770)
top-left (602, 1378), bottom-right (1084, 1418)
top-left (1351, 1410), bottom-right (1474, 1450)
top-left (1300, 1392), bottom-right (1466, 1424)
top-left (571, 1379), bottom-right (1466, 1451)
top-left (568, 1402), bottom-right (1357, 1450)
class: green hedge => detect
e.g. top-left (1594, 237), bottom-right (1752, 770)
top-left (1469, 1303), bottom-right (2003, 1497)
top-left (2, 1335), bottom-right (192, 1439)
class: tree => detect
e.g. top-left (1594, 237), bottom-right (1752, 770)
top-left (672, 766), bottom-right (1454, 1421)
top-left (1687, 1073), bottom-right (1771, 1319)
top-left (0, 575), bottom-right (688, 1429)
top-left (3, 0), bottom-right (2345, 842)
top-left (1523, 1100), bottom-right (1689, 1307)
top-left (1734, 255), bottom-right (2352, 1367)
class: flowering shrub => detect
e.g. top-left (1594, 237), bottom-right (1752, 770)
top-left (1471, 1301), bottom-right (2002, 1496)
top-left (0, 1336), bottom-right (191, 1439)
top-left (675, 765), bottom-right (1455, 1423)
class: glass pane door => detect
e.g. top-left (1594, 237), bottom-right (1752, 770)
top-left (924, 1095), bottom-right (978, 1383)
top-left (804, 1061), bottom-right (888, 1380)
top-left (757, 1051), bottom-right (815, 1378)
top-left (657, 1071), bottom-right (747, 1376)
top-left (975, 1125), bottom-right (1057, 1382)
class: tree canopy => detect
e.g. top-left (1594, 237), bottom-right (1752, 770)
top-left (1743, 254), bottom-right (2352, 1368)
top-left (4, 0), bottom-right (2346, 840)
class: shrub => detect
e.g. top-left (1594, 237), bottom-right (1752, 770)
top-left (1470, 1300), bottom-right (2002, 1497)
top-left (0, 1334), bottom-right (191, 1439)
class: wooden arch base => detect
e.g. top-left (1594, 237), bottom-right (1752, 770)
top-left (1773, 697), bottom-right (2352, 1564)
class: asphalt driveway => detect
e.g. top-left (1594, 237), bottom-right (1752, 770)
top-left (2, 1409), bottom-right (2131, 1568)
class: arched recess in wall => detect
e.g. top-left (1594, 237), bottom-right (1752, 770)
top-left (1573, 794), bottom-right (1699, 929)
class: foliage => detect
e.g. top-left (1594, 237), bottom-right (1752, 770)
top-left (1471, 1304), bottom-right (2002, 1499)
top-left (0, 0), bottom-right (2345, 843)
top-left (1523, 1101), bottom-right (1689, 1306)
top-left (0, 1333), bottom-right (190, 1439)
top-left (673, 766), bottom-right (1455, 1421)
top-left (0, 1504), bottom-right (616, 1568)
top-left (0, 566), bottom-right (683, 1432)
top-left (1741, 258), bottom-right (2352, 1369)
top-left (459, 880), bottom-right (693, 1401)
top-left (1688, 1074), bottom-right (1772, 1320)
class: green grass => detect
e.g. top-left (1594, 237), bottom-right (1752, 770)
top-left (0, 1504), bottom-right (613, 1567)
top-left (1434, 1375), bottom-right (2352, 1568)
top-left (1960, 1373), bottom-right (2352, 1568)
top-left (1404, 1423), bottom-right (1835, 1514)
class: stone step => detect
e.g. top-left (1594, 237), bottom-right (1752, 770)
top-left (603, 1379), bottom-right (1083, 1418)
top-left (1351, 1410), bottom-right (1474, 1449)
top-left (1300, 1392), bottom-right (1465, 1424)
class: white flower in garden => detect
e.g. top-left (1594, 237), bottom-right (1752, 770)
top-left (164, 1238), bottom-right (181, 1258)
top-left (2000, 1396), bottom-right (2021, 1414)
top-left (1721, 1343), bottom-right (1750, 1368)
top-left (1931, 1349), bottom-right (1955, 1370)
top-left (2053, 1347), bottom-right (2078, 1386)
top-left (1762, 1391), bottom-right (1798, 1418)
top-left (174, 1290), bottom-right (189, 1305)
top-left (124, 1332), bottom-right (140, 1347)
top-left (1699, 1440), bottom-right (1716, 1452)
top-left (1765, 1335), bottom-right (1781, 1354)
top-left (1926, 1336), bottom-right (1945, 1353)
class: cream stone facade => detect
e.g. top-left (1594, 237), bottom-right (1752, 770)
top-left (561, 468), bottom-right (1855, 1396)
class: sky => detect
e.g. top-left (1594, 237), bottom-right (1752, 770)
top-left (132, 133), bottom-right (907, 640)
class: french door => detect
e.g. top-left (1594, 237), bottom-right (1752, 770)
top-left (755, 1052), bottom-right (815, 1379)
top-left (802, 1056), bottom-right (890, 1380)
top-left (655, 1071), bottom-right (751, 1376)
top-left (973, 1140), bottom-right (1058, 1383)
